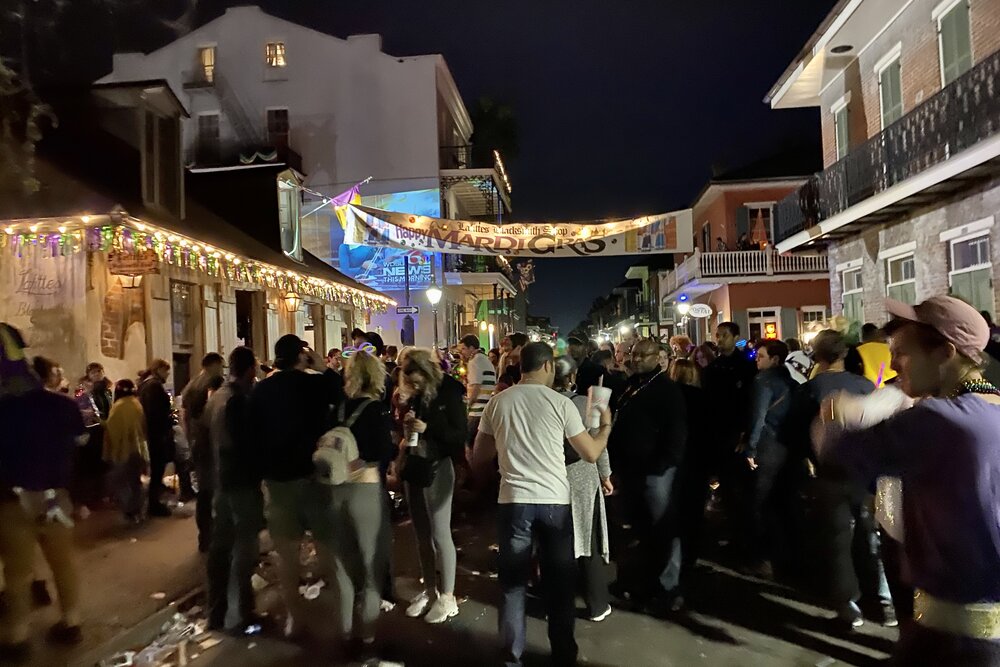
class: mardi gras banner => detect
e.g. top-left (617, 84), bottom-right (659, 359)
top-left (346, 204), bottom-right (694, 257)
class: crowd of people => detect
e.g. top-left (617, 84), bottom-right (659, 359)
top-left (0, 296), bottom-right (998, 665)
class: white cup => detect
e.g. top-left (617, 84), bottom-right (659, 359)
top-left (586, 385), bottom-right (613, 429)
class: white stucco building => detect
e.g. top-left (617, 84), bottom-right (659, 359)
top-left (98, 5), bottom-right (516, 349)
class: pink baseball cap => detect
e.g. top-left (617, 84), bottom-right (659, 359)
top-left (885, 296), bottom-right (990, 364)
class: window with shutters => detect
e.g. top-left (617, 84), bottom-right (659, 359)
top-left (842, 267), bottom-right (864, 326)
top-left (949, 232), bottom-right (993, 313)
top-left (878, 57), bottom-right (903, 129)
top-left (834, 106), bottom-right (849, 160)
top-left (936, 0), bottom-right (972, 86)
top-left (197, 113), bottom-right (220, 163)
top-left (267, 108), bottom-right (289, 149)
top-left (142, 110), bottom-right (182, 217)
top-left (886, 254), bottom-right (917, 305)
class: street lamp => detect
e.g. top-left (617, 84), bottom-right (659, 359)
top-left (675, 301), bottom-right (691, 317)
top-left (426, 281), bottom-right (442, 348)
top-left (283, 291), bottom-right (302, 313)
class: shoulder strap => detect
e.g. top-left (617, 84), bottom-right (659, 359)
top-left (344, 398), bottom-right (374, 428)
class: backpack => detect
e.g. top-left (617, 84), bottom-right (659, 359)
top-left (314, 399), bottom-right (373, 485)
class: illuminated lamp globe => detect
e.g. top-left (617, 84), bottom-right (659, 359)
top-left (283, 291), bottom-right (302, 312)
top-left (426, 282), bottom-right (443, 306)
top-left (676, 301), bottom-right (691, 316)
top-left (480, 321), bottom-right (488, 332)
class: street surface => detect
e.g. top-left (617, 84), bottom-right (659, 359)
top-left (14, 494), bottom-right (896, 667)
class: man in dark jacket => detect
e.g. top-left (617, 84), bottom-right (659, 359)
top-left (608, 338), bottom-right (688, 611)
top-left (139, 360), bottom-right (174, 518)
top-left (702, 322), bottom-right (756, 533)
top-left (181, 352), bottom-right (225, 552)
top-left (248, 335), bottom-right (340, 637)
top-left (205, 347), bottom-right (263, 634)
top-left (784, 329), bottom-right (895, 630)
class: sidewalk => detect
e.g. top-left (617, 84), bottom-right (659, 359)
top-left (5, 502), bottom-right (203, 667)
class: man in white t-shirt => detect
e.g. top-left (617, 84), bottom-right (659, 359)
top-left (459, 334), bottom-right (496, 449)
top-left (472, 342), bottom-right (611, 667)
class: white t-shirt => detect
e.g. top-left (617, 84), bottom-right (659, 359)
top-left (478, 383), bottom-right (586, 505)
top-left (467, 352), bottom-right (496, 418)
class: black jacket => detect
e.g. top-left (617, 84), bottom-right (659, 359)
top-left (783, 370), bottom-right (875, 467)
top-left (746, 366), bottom-right (797, 459)
top-left (249, 369), bottom-right (338, 482)
top-left (205, 380), bottom-right (261, 491)
top-left (411, 374), bottom-right (468, 463)
top-left (138, 376), bottom-right (173, 448)
top-left (702, 349), bottom-right (757, 441)
top-left (335, 398), bottom-right (395, 468)
top-left (608, 369), bottom-right (688, 476)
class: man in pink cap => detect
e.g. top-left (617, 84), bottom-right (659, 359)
top-left (818, 295), bottom-right (1000, 665)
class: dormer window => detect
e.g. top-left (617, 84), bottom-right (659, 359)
top-left (266, 42), bottom-right (286, 68)
top-left (142, 109), bottom-right (182, 218)
top-left (278, 174), bottom-right (302, 261)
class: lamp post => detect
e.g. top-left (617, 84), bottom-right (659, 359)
top-left (426, 280), bottom-right (442, 348)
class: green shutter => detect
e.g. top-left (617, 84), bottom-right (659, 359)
top-left (835, 107), bottom-right (850, 159)
top-left (950, 268), bottom-right (992, 311)
top-left (736, 206), bottom-right (749, 240)
top-left (880, 60), bottom-right (903, 127)
top-left (888, 283), bottom-right (916, 305)
top-left (941, 1), bottom-right (973, 85)
top-left (843, 293), bottom-right (864, 326)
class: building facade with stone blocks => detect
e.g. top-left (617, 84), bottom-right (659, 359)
top-left (767, 0), bottom-right (1000, 327)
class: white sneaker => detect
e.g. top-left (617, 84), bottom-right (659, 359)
top-left (424, 594), bottom-right (459, 624)
top-left (406, 590), bottom-right (433, 618)
top-left (380, 599), bottom-right (396, 613)
top-left (588, 605), bottom-right (612, 622)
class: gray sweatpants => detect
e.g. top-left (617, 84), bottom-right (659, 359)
top-left (406, 458), bottom-right (457, 594)
top-left (328, 482), bottom-right (385, 640)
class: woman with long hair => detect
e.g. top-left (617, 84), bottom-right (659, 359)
top-left (321, 349), bottom-right (395, 661)
top-left (397, 348), bottom-right (467, 624)
top-left (103, 379), bottom-right (149, 523)
top-left (555, 357), bottom-right (614, 622)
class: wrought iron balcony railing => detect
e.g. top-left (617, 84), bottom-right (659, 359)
top-left (775, 47), bottom-right (1000, 244)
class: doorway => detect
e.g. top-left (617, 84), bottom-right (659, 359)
top-left (747, 308), bottom-right (781, 342)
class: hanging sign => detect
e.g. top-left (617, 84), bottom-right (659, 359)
top-left (108, 250), bottom-right (159, 276)
top-left (346, 204), bottom-right (693, 257)
top-left (688, 304), bottom-right (713, 318)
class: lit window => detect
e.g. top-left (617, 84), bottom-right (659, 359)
top-left (198, 46), bottom-right (216, 83)
top-left (266, 42), bottom-right (286, 68)
top-left (171, 282), bottom-right (196, 347)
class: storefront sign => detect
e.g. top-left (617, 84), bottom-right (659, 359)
top-left (108, 250), bottom-right (159, 276)
top-left (688, 304), bottom-right (713, 318)
top-left (347, 204), bottom-right (694, 257)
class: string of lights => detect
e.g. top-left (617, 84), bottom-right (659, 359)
top-left (0, 214), bottom-right (395, 313)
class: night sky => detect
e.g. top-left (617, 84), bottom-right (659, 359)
top-left (29, 0), bottom-right (836, 334)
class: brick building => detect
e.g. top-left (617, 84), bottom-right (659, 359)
top-left (658, 158), bottom-right (830, 345)
top-left (767, 0), bottom-right (1000, 326)
top-left (0, 83), bottom-right (391, 392)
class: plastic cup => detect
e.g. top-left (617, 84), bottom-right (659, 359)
top-left (586, 385), bottom-right (613, 429)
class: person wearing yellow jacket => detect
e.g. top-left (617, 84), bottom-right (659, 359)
top-left (103, 380), bottom-right (149, 523)
top-left (856, 323), bottom-right (897, 388)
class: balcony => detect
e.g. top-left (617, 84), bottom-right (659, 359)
top-left (660, 248), bottom-right (828, 298)
top-left (775, 48), bottom-right (1000, 249)
top-left (440, 144), bottom-right (512, 219)
top-left (186, 139), bottom-right (303, 173)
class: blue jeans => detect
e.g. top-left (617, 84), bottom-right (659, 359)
top-left (497, 503), bottom-right (577, 667)
top-left (622, 467), bottom-right (683, 597)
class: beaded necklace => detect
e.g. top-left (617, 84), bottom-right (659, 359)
top-left (950, 377), bottom-right (1000, 398)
